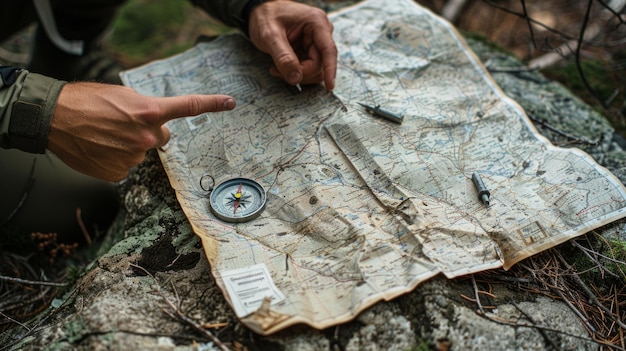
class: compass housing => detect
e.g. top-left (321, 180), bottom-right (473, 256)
top-left (208, 177), bottom-right (267, 223)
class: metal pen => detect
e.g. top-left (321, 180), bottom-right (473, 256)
top-left (358, 102), bottom-right (404, 124)
top-left (472, 172), bottom-right (491, 207)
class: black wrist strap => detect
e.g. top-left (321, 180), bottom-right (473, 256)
top-left (7, 73), bottom-right (66, 154)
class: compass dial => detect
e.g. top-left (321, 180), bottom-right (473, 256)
top-left (209, 177), bottom-right (267, 223)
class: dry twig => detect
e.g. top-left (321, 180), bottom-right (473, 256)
top-left (526, 112), bottom-right (603, 147)
top-left (129, 263), bottom-right (231, 351)
top-left (555, 250), bottom-right (626, 331)
top-left (0, 274), bottom-right (67, 287)
top-left (467, 273), bottom-right (600, 346)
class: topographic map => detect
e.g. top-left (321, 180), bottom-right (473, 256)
top-left (121, 0), bottom-right (626, 335)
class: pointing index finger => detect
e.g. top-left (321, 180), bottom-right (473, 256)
top-left (156, 94), bottom-right (236, 125)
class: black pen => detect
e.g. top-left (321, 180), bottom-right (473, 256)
top-left (472, 172), bottom-right (491, 207)
top-left (358, 102), bottom-right (404, 124)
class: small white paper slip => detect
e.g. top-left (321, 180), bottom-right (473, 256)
top-left (220, 263), bottom-right (286, 318)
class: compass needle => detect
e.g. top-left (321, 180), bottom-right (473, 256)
top-left (233, 183), bottom-right (243, 214)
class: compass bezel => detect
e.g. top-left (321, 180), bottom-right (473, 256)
top-left (208, 177), bottom-right (267, 223)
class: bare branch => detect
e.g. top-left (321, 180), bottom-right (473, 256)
top-left (520, 0), bottom-right (537, 50)
top-left (597, 0), bottom-right (626, 27)
top-left (480, 0), bottom-right (626, 48)
top-left (572, 0), bottom-right (606, 108)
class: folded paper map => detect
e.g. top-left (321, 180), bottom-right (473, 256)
top-left (121, 0), bottom-right (626, 335)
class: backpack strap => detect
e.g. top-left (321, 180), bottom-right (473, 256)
top-left (32, 0), bottom-right (84, 55)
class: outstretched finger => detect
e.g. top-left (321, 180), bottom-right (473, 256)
top-left (155, 94), bottom-right (236, 125)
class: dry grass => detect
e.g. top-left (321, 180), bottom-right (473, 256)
top-left (472, 231), bottom-right (626, 350)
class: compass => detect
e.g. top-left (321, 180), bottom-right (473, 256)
top-left (208, 177), bottom-right (267, 223)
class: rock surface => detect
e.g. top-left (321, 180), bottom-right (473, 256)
top-left (3, 33), bottom-right (623, 351)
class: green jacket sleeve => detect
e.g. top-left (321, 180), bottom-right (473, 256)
top-left (189, 0), bottom-right (264, 34)
top-left (0, 66), bottom-right (66, 154)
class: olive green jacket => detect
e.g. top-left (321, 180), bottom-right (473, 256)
top-left (0, 0), bottom-right (256, 154)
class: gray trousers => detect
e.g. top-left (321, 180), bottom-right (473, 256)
top-left (0, 0), bottom-right (125, 244)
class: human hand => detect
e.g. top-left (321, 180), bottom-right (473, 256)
top-left (248, 0), bottom-right (337, 90)
top-left (48, 82), bottom-right (236, 182)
